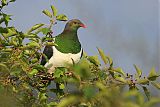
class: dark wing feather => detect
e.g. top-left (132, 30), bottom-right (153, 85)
top-left (41, 46), bottom-right (53, 66)
top-left (80, 49), bottom-right (83, 58)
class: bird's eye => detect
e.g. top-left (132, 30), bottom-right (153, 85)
top-left (74, 22), bottom-right (77, 24)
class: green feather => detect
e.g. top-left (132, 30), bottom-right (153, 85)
top-left (55, 31), bottom-right (81, 54)
top-left (54, 19), bottom-right (84, 54)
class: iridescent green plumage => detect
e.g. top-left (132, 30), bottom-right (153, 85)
top-left (54, 19), bottom-right (84, 54)
top-left (55, 31), bottom-right (81, 54)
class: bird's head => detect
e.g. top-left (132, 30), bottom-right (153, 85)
top-left (64, 19), bottom-right (86, 32)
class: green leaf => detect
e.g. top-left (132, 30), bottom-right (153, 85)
top-left (2, 27), bottom-right (17, 37)
top-left (87, 55), bottom-right (100, 66)
top-left (97, 47), bottom-right (108, 64)
top-left (95, 82), bottom-right (106, 91)
top-left (47, 102), bottom-right (58, 107)
top-left (147, 67), bottom-right (159, 81)
top-left (41, 36), bottom-right (54, 42)
top-left (27, 23), bottom-right (44, 34)
top-left (29, 69), bottom-right (38, 77)
top-left (0, 17), bottom-right (5, 25)
top-left (0, 27), bottom-right (8, 33)
top-left (98, 71), bottom-right (107, 80)
top-left (27, 41), bottom-right (40, 48)
top-left (151, 82), bottom-right (160, 90)
top-left (134, 64), bottom-right (142, 77)
top-left (45, 42), bottom-right (58, 46)
top-left (124, 90), bottom-right (144, 105)
top-left (54, 68), bottom-right (64, 78)
top-left (2, 0), bottom-right (7, 6)
top-left (56, 14), bottom-right (68, 21)
top-left (113, 67), bottom-right (126, 76)
top-left (142, 86), bottom-right (150, 100)
top-left (83, 86), bottom-right (96, 99)
top-left (40, 28), bottom-right (51, 35)
top-left (78, 58), bottom-right (90, 69)
top-left (10, 64), bottom-right (22, 76)
top-left (2, 48), bottom-right (13, 52)
top-left (9, 0), bottom-right (16, 3)
top-left (4, 15), bottom-right (11, 21)
top-left (23, 49), bottom-right (32, 55)
top-left (115, 76), bottom-right (127, 84)
top-left (11, 36), bottom-right (19, 46)
top-left (0, 63), bottom-right (10, 73)
top-left (51, 5), bottom-right (58, 16)
top-left (106, 55), bottom-right (113, 66)
top-left (38, 92), bottom-right (47, 102)
top-left (59, 83), bottom-right (65, 89)
top-left (57, 95), bottom-right (79, 107)
top-left (76, 58), bottom-right (91, 79)
top-left (25, 34), bottom-right (39, 38)
top-left (124, 90), bottom-right (139, 97)
top-left (42, 9), bottom-right (52, 18)
top-left (32, 64), bottom-right (46, 71)
top-left (144, 98), bottom-right (160, 107)
top-left (29, 38), bottom-right (39, 43)
top-left (31, 58), bottom-right (39, 63)
top-left (3, 14), bottom-right (12, 26)
top-left (137, 78), bottom-right (149, 85)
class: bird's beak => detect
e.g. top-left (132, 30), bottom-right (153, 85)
top-left (79, 23), bottom-right (87, 28)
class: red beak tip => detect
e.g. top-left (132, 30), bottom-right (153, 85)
top-left (83, 25), bottom-right (87, 28)
top-left (80, 24), bottom-right (87, 28)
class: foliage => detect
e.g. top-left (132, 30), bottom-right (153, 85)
top-left (0, 1), bottom-right (160, 107)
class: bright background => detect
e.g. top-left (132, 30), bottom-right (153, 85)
top-left (4, 0), bottom-right (159, 77)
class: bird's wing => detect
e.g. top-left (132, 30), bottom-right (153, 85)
top-left (41, 46), bottom-right (53, 66)
top-left (80, 49), bottom-right (83, 58)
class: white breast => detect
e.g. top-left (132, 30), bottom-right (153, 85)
top-left (45, 46), bottom-right (82, 68)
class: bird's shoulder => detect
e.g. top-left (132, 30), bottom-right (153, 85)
top-left (41, 45), bottom-right (54, 66)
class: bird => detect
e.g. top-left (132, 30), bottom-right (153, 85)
top-left (41, 19), bottom-right (86, 73)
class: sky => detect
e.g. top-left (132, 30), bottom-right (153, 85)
top-left (4, 0), bottom-right (159, 76)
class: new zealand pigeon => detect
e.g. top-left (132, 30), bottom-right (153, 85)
top-left (41, 19), bottom-right (86, 73)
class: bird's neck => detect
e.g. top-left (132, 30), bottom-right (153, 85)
top-left (55, 29), bottom-right (81, 54)
top-left (62, 30), bottom-right (79, 40)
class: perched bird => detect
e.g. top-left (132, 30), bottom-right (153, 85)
top-left (41, 19), bottom-right (86, 73)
